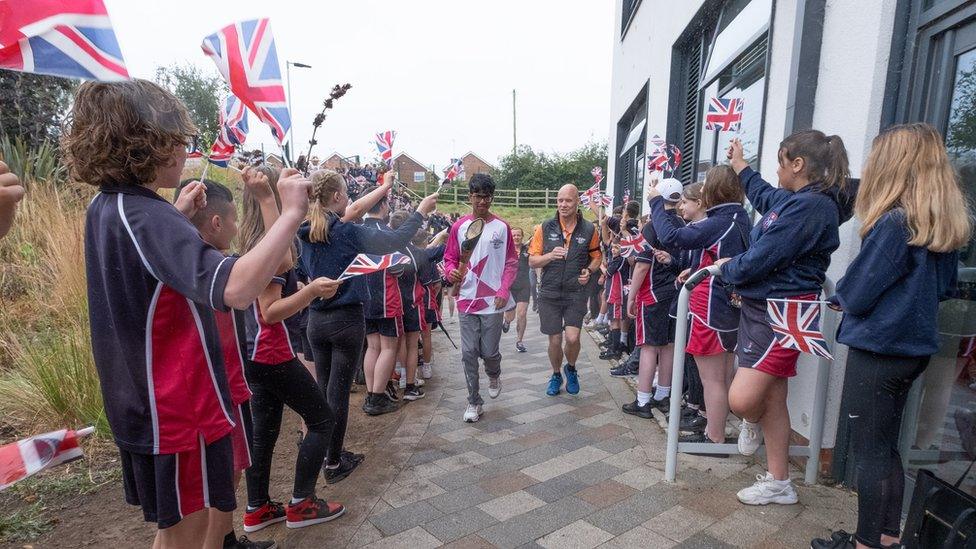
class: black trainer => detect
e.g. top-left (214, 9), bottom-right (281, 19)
top-left (341, 449), bottom-right (364, 464)
top-left (678, 432), bottom-right (731, 458)
top-left (363, 393), bottom-right (398, 416)
top-left (680, 412), bottom-right (707, 433)
top-left (403, 384), bottom-right (425, 401)
top-left (225, 533), bottom-right (277, 548)
top-left (324, 453), bottom-right (362, 484)
top-left (609, 363), bottom-right (638, 377)
top-left (810, 531), bottom-right (856, 549)
top-left (621, 399), bottom-right (654, 419)
top-left (384, 380), bottom-right (400, 402)
top-left (650, 396), bottom-right (671, 413)
top-left (599, 347), bottom-right (622, 360)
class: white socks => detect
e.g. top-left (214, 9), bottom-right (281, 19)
top-left (653, 385), bottom-right (671, 400)
top-left (637, 391), bottom-right (652, 406)
top-left (620, 332), bottom-right (628, 344)
top-left (596, 313), bottom-right (607, 324)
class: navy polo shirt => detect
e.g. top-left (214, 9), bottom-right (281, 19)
top-left (85, 183), bottom-right (238, 455)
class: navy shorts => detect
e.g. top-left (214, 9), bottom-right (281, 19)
top-left (366, 316), bottom-right (403, 338)
top-left (120, 434), bottom-right (236, 529)
top-left (736, 295), bottom-right (816, 378)
top-left (538, 297), bottom-right (587, 335)
top-left (635, 299), bottom-right (676, 347)
top-left (402, 306), bottom-right (423, 333)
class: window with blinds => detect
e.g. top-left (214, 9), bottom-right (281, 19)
top-left (621, 0), bottom-right (643, 38)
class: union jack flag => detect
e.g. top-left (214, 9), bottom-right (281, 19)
top-left (705, 97), bottom-right (744, 132)
top-left (591, 166), bottom-right (603, 185)
top-left (376, 131), bottom-right (396, 168)
top-left (620, 231), bottom-right (648, 258)
top-left (622, 187), bottom-right (631, 205)
top-left (766, 299), bottom-right (833, 359)
top-left (338, 252), bottom-right (411, 281)
top-left (201, 19), bottom-right (291, 144)
top-left (580, 181), bottom-right (601, 206)
top-left (208, 140), bottom-right (235, 168)
top-left (218, 94), bottom-right (249, 146)
top-left (648, 143), bottom-right (682, 175)
top-left (444, 158), bottom-right (464, 181)
top-left (0, 427), bottom-right (92, 491)
top-left (598, 192), bottom-right (612, 208)
top-left (0, 0), bottom-right (129, 81)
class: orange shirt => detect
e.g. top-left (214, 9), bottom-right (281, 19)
top-left (528, 218), bottom-right (602, 264)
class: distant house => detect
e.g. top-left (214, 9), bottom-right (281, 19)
top-left (265, 154), bottom-right (284, 169)
top-left (458, 152), bottom-right (495, 181)
top-left (321, 152), bottom-right (358, 171)
top-left (393, 152), bottom-right (435, 188)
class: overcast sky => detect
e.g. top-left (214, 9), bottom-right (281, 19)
top-left (102, 0), bottom-right (613, 170)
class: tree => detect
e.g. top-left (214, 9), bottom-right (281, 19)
top-left (0, 71), bottom-right (76, 150)
top-left (492, 141), bottom-right (608, 190)
top-left (155, 63), bottom-right (226, 149)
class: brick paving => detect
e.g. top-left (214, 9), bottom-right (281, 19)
top-left (285, 312), bottom-right (859, 548)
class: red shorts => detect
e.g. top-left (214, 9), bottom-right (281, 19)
top-left (609, 302), bottom-right (624, 320)
top-left (686, 316), bottom-right (737, 356)
top-left (230, 402), bottom-right (253, 473)
top-left (736, 294), bottom-right (817, 378)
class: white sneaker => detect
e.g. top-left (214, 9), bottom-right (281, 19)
top-left (463, 403), bottom-right (483, 423)
top-left (397, 366), bottom-right (406, 389)
top-left (488, 377), bottom-right (501, 399)
top-left (420, 362), bottom-right (433, 379)
top-left (738, 419), bottom-right (763, 456)
top-left (736, 472), bottom-right (798, 505)
top-left (415, 377), bottom-right (425, 388)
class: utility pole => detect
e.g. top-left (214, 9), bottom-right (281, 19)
top-left (285, 61), bottom-right (312, 163)
top-left (512, 89), bottom-right (517, 156)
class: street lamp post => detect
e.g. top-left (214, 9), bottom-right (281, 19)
top-left (285, 60), bottom-right (312, 163)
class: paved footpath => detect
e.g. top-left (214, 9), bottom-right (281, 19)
top-left (290, 312), bottom-right (857, 548)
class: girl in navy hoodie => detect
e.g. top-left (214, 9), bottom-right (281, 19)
top-left (718, 131), bottom-right (851, 506)
top-left (646, 166), bottom-right (750, 448)
top-left (811, 124), bottom-right (971, 549)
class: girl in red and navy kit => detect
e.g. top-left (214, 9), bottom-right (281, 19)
top-left (718, 132), bottom-right (852, 506)
top-left (417, 229), bottom-right (447, 377)
top-left (812, 124), bottom-right (971, 549)
top-left (237, 179), bottom-right (346, 532)
top-left (646, 166), bottom-right (750, 447)
top-left (623, 179), bottom-right (684, 419)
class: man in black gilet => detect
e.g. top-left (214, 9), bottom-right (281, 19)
top-left (528, 184), bottom-right (602, 396)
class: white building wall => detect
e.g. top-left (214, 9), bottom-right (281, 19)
top-left (608, 0), bottom-right (899, 446)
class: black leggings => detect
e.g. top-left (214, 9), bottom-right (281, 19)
top-left (307, 304), bottom-right (366, 466)
top-left (685, 354), bottom-right (705, 408)
top-left (847, 348), bottom-right (929, 548)
top-left (244, 358), bottom-right (334, 507)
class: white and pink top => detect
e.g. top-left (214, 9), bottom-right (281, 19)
top-left (443, 213), bottom-right (519, 315)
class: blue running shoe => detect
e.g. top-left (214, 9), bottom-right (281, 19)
top-left (564, 364), bottom-right (580, 395)
top-left (546, 373), bottom-right (563, 396)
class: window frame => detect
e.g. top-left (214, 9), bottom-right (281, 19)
top-left (413, 171), bottom-right (426, 184)
top-left (621, 0), bottom-right (644, 40)
top-left (613, 82), bottom-right (649, 207)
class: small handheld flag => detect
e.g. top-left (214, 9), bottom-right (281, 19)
top-left (218, 94), bottom-right (249, 146)
top-left (0, 0), bottom-right (129, 81)
top-left (648, 143), bottom-right (682, 175)
top-left (705, 97), bottom-right (744, 132)
top-left (591, 166), bottom-right (604, 185)
top-left (444, 158), bottom-right (464, 181)
top-left (766, 299), bottom-right (833, 359)
top-left (620, 232), bottom-right (648, 258)
top-left (201, 19), bottom-right (291, 144)
top-left (208, 140), bottom-right (235, 168)
top-left (580, 182), bottom-right (601, 206)
top-left (376, 131), bottom-right (396, 168)
top-left (0, 427), bottom-right (93, 491)
top-left (622, 187), bottom-right (631, 205)
top-left (338, 253), bottom-right (411, 281)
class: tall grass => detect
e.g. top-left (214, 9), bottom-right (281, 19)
top-left (0, 164), bottom-right (103, 437)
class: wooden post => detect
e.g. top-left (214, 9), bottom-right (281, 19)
top-left (546, 188), bottom-right (551, 208)
top-left (453, 186), bottom-right (458, 204)
top-left (516, 188), bottom-right (520, 208)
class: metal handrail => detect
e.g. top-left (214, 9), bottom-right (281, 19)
top-left (663, 266), bottom-right (838, 484)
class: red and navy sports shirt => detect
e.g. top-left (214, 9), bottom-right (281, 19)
top-left (243, 274), bottom-right (298, 365)
top-left (362, 218), bottom-right (403, 319)
top-left (214, 308), bottom-right (252, 405)
top-left (85, 184), bottom-right (239, 455)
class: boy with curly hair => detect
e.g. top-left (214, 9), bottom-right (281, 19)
top-left (66, 79), bottom-right (311, 548)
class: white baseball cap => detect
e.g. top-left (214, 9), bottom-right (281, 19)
top-left (657, 178), bottom-right (684, 203)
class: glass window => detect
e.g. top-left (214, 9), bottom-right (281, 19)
top-left (694, 36), bottom-right (767, 182)
top-left (413, 171), bottom-right (426, 183)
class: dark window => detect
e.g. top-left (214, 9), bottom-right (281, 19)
top-left (621, 0), bottom-right (643, 38)
top-left (614, 90), bottom-right (648, 207)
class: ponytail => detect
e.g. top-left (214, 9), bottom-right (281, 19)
top-left (308, 170), bottom-right (346, 243)
top-left (779, 130), bottom-right (850, 192)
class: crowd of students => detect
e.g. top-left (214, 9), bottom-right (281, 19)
top-left (0, 76), bottom-right (968, 549)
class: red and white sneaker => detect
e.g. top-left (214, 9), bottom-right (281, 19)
top-left (286, 496), bottom-right (345, 529)
top-left (243, 500), bottom-right (286, 533)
